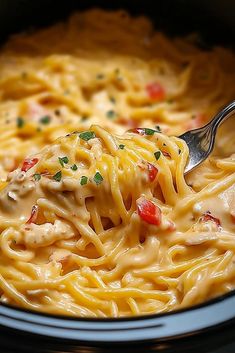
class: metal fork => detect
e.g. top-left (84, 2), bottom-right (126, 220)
top-left (179, 101), bottom-right (235, 174)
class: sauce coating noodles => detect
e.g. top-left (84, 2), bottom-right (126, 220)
top-left (0, 10), bottom-right (234, 317)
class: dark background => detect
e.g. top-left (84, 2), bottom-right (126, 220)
top-left (0, 0), bottom-right (234, 45)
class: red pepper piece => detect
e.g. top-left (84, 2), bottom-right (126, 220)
top-left (146, 82), bottom-right (165, 101)
top-left (137, 198), bottom-right (162, 226)
top-left (26, 205), bottom-right (39, 224)
top-left (21, 158), bottom-right (39, 172)
top-left (162, 151), bottom-right (171, 158)
top-left (201, 211), bottom-right (221, 227)
top-left (128, 128), bottom-right (146, 135)
top-left (147, 163), bottom-right (158, 182)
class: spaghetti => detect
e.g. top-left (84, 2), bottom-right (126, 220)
top-left (0, 10), bottom-right (234, 317)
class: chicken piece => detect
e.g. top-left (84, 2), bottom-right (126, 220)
top-left (21, 220), bottom-right (75, 248)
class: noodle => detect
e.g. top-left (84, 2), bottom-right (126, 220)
top-left (0, 9), bottom-right (234, 317)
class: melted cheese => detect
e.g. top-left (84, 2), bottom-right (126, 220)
top-left (0, 9), bottom-right (234, 317)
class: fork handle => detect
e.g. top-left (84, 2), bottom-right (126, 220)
top-left (210, 100), bottom-right (235, 132)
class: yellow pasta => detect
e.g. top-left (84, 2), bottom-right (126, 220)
top-left (0, 9), bottom-right (234, 317)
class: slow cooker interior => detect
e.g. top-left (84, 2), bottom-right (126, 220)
top-left (0, 0), bottom-right (235, 45)
top-left (0, 1), bottom-right (234, 352)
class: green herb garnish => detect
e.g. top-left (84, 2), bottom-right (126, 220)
top-left (154, 151), bottom-right (161, 161)
top-left (79, 131), bottom-right (96, 141)
top-left (39, 115), bottom-right (51, 125)
top-left (80, 175), bottom-right (88, 185)
top-left (71, 164), bottom-right (78, 171)
top-left (33, 173), bottom-right (41, 181)
top-left (17, 117), bottom-right (25, 128)
top-left (119, 144), bottom-right (125, 150)
top-left (53, 171), bottom-right (62, 182)
top-left (144, 128), bottom-right (155, 135)
top-left (106, 110), bottom-right (116, 119)
top-left (58, 156), bottom-right (69, 168)
top-left (94, 172), bottom-right (103, 185)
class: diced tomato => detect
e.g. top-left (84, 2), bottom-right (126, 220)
top-left (201, 211), bottom-right (221, 227)
top-left (162, 151), bottom-right (171, 158)
top-left (137, 198), bottom-right (162, 226)
top-left (147, 163), bottom-right (158, 182)
top-left (21, 158), bottom-right (39, 172)
top-left (146, 82), bottom-right (165, 101)
top-left (128, 127), bottom-right (146, 135)
top-left (26, 205), bottom-right (39, 224)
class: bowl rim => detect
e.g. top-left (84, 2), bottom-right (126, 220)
top-left (0, 290), bottom-right (234, 343)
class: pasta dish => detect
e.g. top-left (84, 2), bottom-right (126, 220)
top-left (0, 9), bottom-right (234, 317)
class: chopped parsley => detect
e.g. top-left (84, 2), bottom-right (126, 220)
top-left (17, 117), bottom-right (25, 128)
top-left (33, 173), bottom-right (41, 181)
top-left (80, 175), bottom-right (88, 185)
top-left (58, 156), bottom-right (69, 167)
top-left (144, 128), bottom-right (155, 135)
top-left (94, 172), bottom-right (103, 185)
top-left (119, 144), bottom-right (125, 150)
top-left (154, 151), bottom-right (161, 161)
top-left (39, 115), bottom-right (51, 125)
top-left (79, 131), bottom-right (96, 141)
top-left (106, 110), bottom-right (116, 119)
top-left (71, 164), bottom-right (78, 171)
top-left (53, 171), bottom-right (62, 182)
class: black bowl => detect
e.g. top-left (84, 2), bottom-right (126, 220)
top-left (0, 1), bottom-right (234, 352)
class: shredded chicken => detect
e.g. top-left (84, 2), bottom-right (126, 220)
top-left (21, 220), bottom-right (75, 248)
